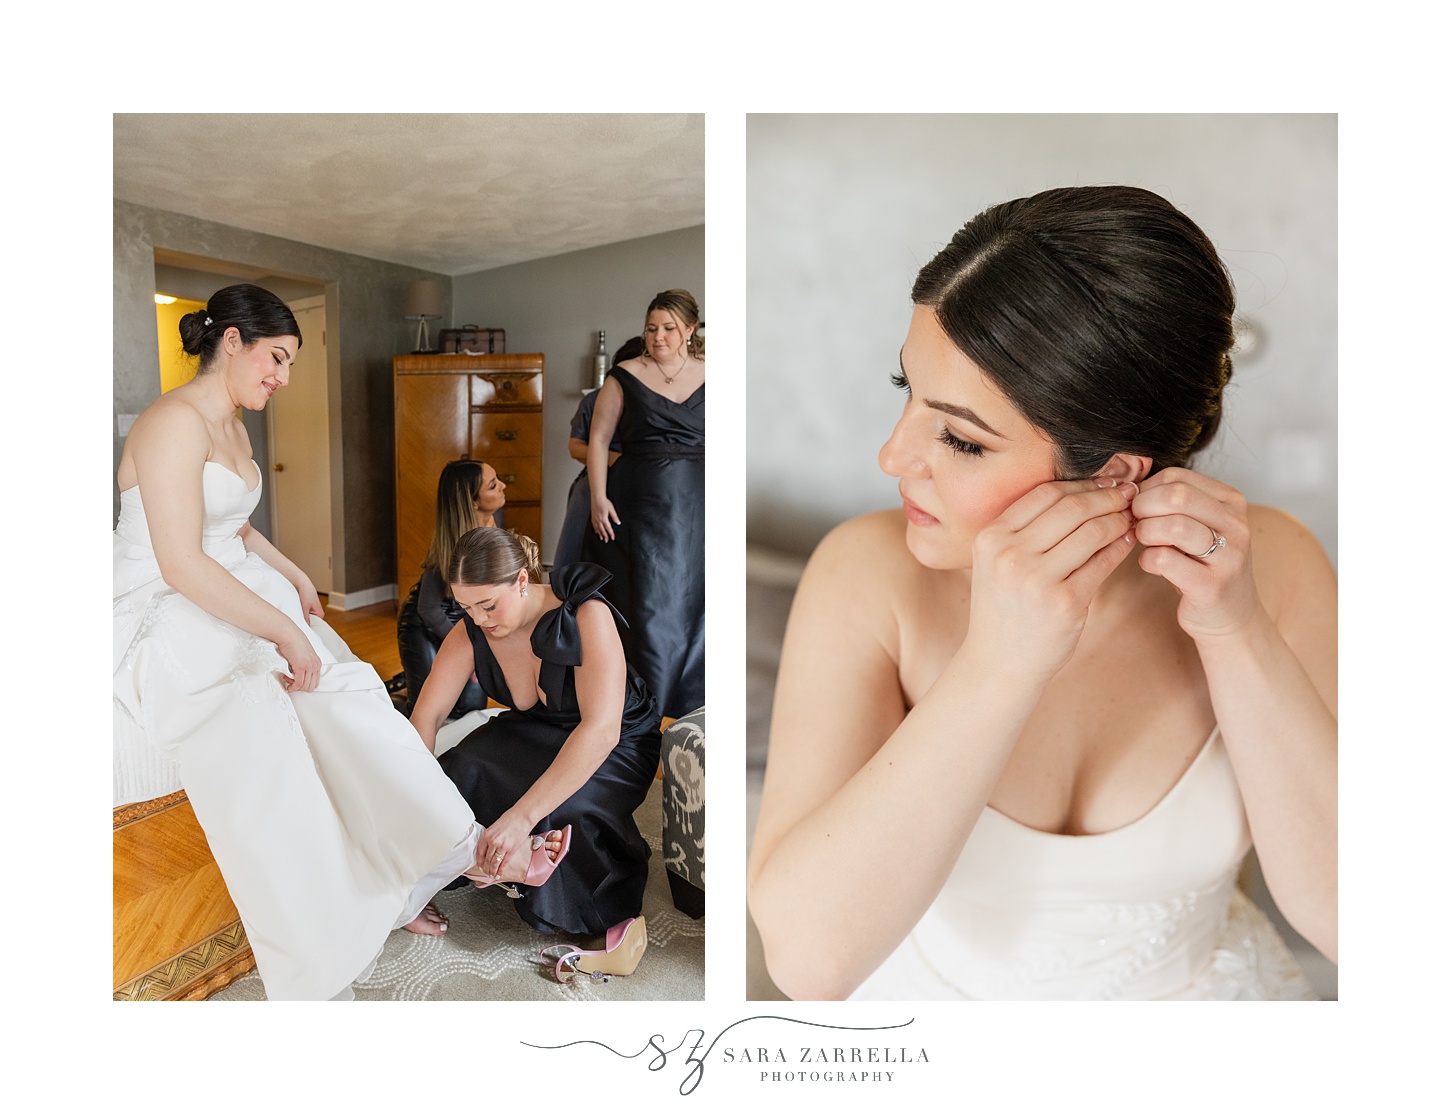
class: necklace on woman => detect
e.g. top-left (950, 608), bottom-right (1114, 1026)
top-left (655, 351), bottom-right (689, 385)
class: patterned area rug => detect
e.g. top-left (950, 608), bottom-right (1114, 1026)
top-left (209, 777), bottom-right (704, 1001)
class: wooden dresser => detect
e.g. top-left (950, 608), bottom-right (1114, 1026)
top-left (393, 353), bottom-right (545, 603)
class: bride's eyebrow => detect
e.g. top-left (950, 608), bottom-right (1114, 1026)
top-left (899, 350), bottom-right (1008, 440)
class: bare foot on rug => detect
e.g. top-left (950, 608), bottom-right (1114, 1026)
top-left (403, 902), bottom-right (449, 935)
top-left (465, 829), bottom-right (565, 886)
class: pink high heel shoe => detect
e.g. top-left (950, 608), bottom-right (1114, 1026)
top-left (542, 915), bottom-right (648, 983)
top-left (466, 825), bottom-right (572, 899)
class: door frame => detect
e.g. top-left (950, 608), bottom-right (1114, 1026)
top-left (267, 294), bottom-right (333, 592)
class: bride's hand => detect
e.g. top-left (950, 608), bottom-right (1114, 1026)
top-left (591, 496), bottom-right (621, 542)
top-left (1130, 468), bottom-right (1264, 641)
top-left (275, 627), bottom-right (322, 693)
top-left (963, 478), bottom-right (1138, 680)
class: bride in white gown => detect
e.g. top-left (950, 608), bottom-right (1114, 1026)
top-left (747, 187), bottom-right (1336, 1000)
top-left (113, 284), bottom-right (563, 1001)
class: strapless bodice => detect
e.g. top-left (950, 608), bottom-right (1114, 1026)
top-left (854, 729), bottom-right (1265, 1000)
top-left (114, 461), bottom-right (261, 597)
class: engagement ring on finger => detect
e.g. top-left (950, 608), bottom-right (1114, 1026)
top-left (1193, 532), bottom-right (1227, 559)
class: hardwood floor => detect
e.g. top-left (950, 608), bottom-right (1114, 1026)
top-left (321, 598), bottom-right (402, 680)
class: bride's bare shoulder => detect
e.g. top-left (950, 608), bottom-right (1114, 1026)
top-left (1247, 503), bottom-right (1336, 616)
top-left (118, 395), bottom-right (211, 490)
top-left (126, 391), bottom-right (209, 454)
top-left (798, 509), bottom-right (922, 592)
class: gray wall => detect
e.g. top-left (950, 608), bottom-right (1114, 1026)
top-left (452, 225), bottom-right (705, 564)
top-left (114, 199), bottom-right (453, 594)
top-left (747, 114), bottom-right (1337, 566)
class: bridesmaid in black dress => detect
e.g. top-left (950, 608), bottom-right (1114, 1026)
top-left (409, 527), bottom-right (661, 934)
top-left (584, 289), bottom-right (705, 719)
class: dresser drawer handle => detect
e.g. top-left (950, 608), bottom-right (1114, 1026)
top-left (495, 429), bottom-right (517, 441)
top-left (499, 473), bottom-right (518, 484)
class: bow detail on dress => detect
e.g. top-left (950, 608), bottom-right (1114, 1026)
top-left (530, 562), bottom-right (628, 667)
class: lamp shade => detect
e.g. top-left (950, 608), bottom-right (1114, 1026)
top-left (403, 280), bottom-right (444, 319)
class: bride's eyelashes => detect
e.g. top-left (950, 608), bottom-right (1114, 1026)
top-left (937, 427), bottom-right (985, 457)
top-left (890, 371), bottom-right (985, 458)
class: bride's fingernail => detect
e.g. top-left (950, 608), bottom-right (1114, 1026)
top-left (1121, 480), bottom-right (1140, 500)
top-left (1094, 478), bottom-right (1118, 488)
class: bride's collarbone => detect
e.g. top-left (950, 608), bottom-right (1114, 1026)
top-left (895, 583), bottom-right (1215, 834)
top-left (203, 421), bottom-right (253, 475)
top-left (986, 645), bottom-right (1216, 834)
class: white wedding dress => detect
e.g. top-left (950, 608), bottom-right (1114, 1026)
top-left (850, 730), bottom-right (1320, 1000)
top-left (114, 461), bottom-right (481, 1000)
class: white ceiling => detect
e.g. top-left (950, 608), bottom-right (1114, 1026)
top-left (114, 114), bottom-right (704, 277)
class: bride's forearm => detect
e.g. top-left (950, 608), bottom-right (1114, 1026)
top-left (240, 523), bottom-right (310, 588)
top-left (161, 551), bottom-right (298, 648)
top-left (1196, 614), bottom-right (1338, 961)
top-left (748, 648), bottom-right (1044, 1000)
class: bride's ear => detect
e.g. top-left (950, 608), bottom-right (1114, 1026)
top-left (1095, 453), bottom-right (1152, 485)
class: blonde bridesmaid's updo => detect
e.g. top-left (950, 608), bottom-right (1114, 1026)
top-left (645, 289), bottom-right (704, 360)
top-left (448, 527), bottom-right (542, 589)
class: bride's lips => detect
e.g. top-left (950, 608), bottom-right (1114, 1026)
top-left (901, 493), bottom-right (938, 526)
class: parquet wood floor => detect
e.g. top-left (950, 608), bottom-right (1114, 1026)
top-left (322, 598), bottom-right (401, 681)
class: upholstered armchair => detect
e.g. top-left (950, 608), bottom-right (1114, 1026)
top-left (660, 706), bottom-right (705, 918)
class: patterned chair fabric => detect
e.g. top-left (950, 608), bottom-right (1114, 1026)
top-left (660, 706), bottom-right (705, 918)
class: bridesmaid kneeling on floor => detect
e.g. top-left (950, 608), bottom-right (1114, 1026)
top-left (410, 527), bottom-right (662, 935)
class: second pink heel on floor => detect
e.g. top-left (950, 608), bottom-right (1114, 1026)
top-left (543, 915), bottom-right (648, 983)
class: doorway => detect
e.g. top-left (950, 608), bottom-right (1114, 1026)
top-left (267, 296), bottom-right (333, 592)
top-left (152, 251), bottom-right (336, 590)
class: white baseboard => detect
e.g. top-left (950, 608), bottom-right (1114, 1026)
top-left (326, 583), bottom-right (398, 611)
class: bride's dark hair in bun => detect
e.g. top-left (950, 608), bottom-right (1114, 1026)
top-left (178, 283), bottom-right (302, 373)
top-left (911, 185), bottom-right (1235, 478)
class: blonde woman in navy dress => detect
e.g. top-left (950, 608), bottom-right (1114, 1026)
top-left (584, 289), bottom-right (705, 720)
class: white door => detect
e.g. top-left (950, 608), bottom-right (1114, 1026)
top-left (267, 298), bottom-right (333, 593)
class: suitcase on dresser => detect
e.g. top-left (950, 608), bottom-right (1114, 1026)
top-left (440, 325), bottom-right (506, 354)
